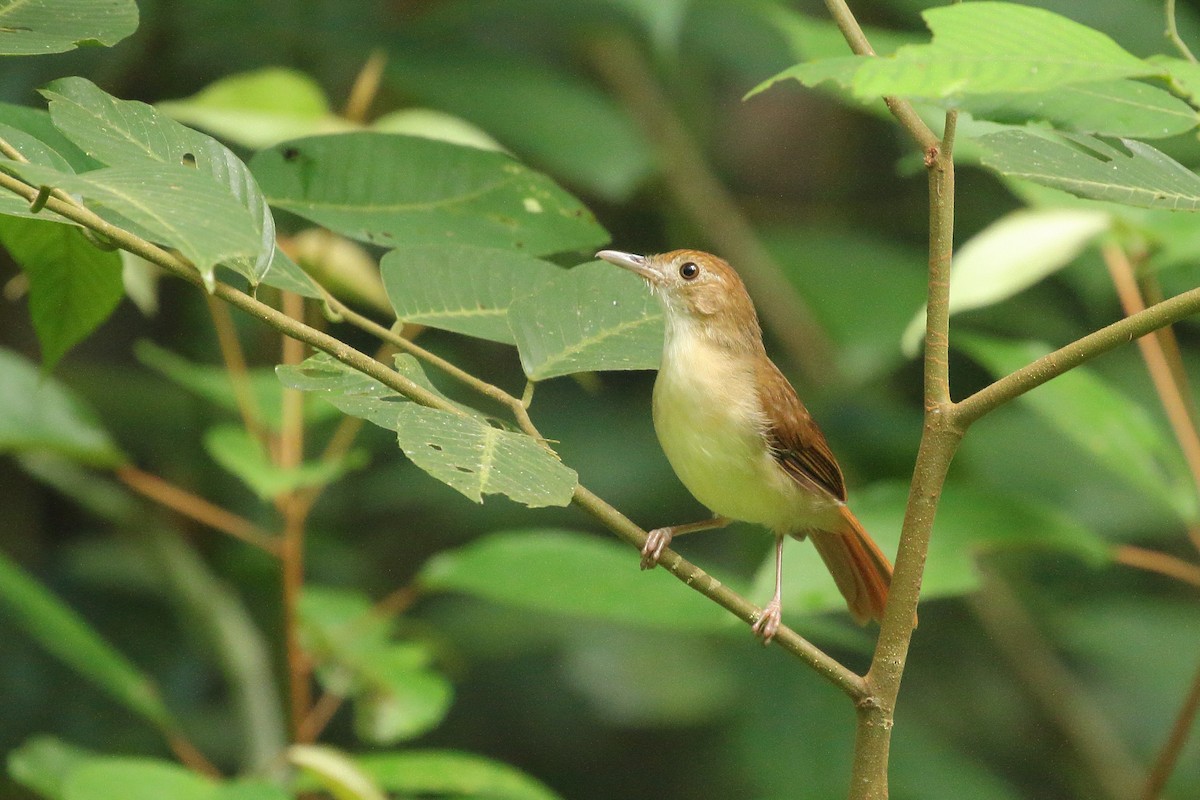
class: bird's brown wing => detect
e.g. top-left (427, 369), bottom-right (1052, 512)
top-left (754, 358), bottom-right (847, 502)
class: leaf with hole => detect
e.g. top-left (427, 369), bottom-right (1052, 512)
top-left (508, 261), bottom-right (663, 380)
top-left (0, 0), bottom-right (138, 56)
top-left (250, 132), bottom-right (608, 256)
top-left (420, 530), bottom-right (730, 631)
top-left (380, 243), bottom-right (563, 344)
top-left (979, 128), bottom-right (1200, 211)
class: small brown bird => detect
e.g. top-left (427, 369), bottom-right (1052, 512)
top-left (597, 248), bottom-right (893, 642)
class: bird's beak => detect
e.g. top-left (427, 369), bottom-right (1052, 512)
top-left (596, 250), bottom-right (658, 283)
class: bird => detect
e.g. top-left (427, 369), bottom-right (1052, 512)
top-left (596, 248), bottom-right (894, 643)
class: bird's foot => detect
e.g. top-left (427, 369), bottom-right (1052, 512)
top-left (751, 599), bottom-right (782, 644)
top-left (640, 527), bottom-right (673, 570)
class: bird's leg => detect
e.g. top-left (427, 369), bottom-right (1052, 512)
top-left (641, 515), bottom-right (731, 570)
top-left (751, 533), bottom-right (786, 644)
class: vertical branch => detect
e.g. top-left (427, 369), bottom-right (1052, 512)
top-left (206, 295), bottom-right (268, 449)
top-left (1141, 660), bottom-right (1200, 800)
top-left (277, 291), bottom-right (312, 742)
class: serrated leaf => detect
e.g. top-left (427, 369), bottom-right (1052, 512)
top-left (508, 261), bottom-right (663, 380)
top-left (0, 550), bottom-right (172, 729)
top-left (250, 132), bottom-right (608, 256)
top-left (393, 405), bottom-right (577, 507)
top-left (380, 243), bottom-right (563, 344)
top-left (960, 80), bottom-right (1199, 140)
top-left (959, 336), bottom-right (1194, 519)
top-left (0, 347), bottom-right (124, 466)
top-left (902, 209), bottom-right (1111, 355)
top-left (0, 0), bottom-right (138, 56)
top-left (420, 530), bottom-right (730, 631)
top-left (356, 750), bottom-right (563, 800)
top-left (979, 129), bottom-right (1200, 211)
top-left (39, 77), bottom-right (310, 293)
top-left (204, 423), bottom-right (366, 499)
top-left (289, 745), bottom-right (387, 800)
top-left (0, 160), bottom-right (264, 285)
top-left (0, 215), bottom-right (124, 368)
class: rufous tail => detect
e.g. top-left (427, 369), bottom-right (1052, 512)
top-left (807, 506), bottom-right (894, 625)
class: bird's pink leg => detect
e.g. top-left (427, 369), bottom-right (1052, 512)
top-left (641, 515), bottom-right (731, 570)
top-left (751, 533), bottom-right (785, 643)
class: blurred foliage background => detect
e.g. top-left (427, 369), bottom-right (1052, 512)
top-left (2, 1), bottom-right (1200, 798)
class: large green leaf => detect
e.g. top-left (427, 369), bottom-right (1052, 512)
top-left (420, 530), bottom-right (731, 631)
top-left (37, 77), bottom-right (309, 293)
top-left (0, 0), bottom-right (138, 55)
top-left (979, 129), bottom-right (1200, 211)
top-left (756, 2), bottom-right (1157, 101)
top-left (250, 132), bottom-right (608, 256)
top-left (901, 208), bottom-right (1112, 355)
top-left (0, 550), bottom-right (172, 729)
top-left (0, 215), bottom-right (124, 369)
top-left (508, 261), bottom-right (663, 380)
top-left (0, 160), bottom-right (264, 286)
top-left (356, 750), bottom-right (563, 800)
top-left (0, 122), bottom-right (80, 220)
top-left (277, 353), bottom-right (577, 507)
top-left (380, 243), bottom-right (563, 344)
top-left (0, 347), bottom-right (124, 466)
top-left (300, 587), bottom-right (452, 745)
top-left (389, 53), bottom-right (652, 201)
top-left (960, 336), bottom-right (1194, 519)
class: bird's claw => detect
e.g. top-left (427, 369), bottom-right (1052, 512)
top-left (751, 600), bottom-right (782, 644)
top-left (640, 527), bottom-right (672, 570)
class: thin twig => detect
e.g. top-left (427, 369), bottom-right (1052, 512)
top-left (115, 465), bottom-right (281, 555)
top-left (1112, 544), bottom-right (1200, 588)
top-left (1141, 660), bottom-right (1200, 800)
top-left (165, 730), bottom-right (222, 778)
top-left (588, 33), bottom-right (840, 389)
top-left (1166, 0), bottom-right (1199, 63)
top-left (342, 50), bottom-right (387, 123)
top-left (1103, 243), bottom-right (1200, 552)
top-left (205, 295), bottom-right (268, 449)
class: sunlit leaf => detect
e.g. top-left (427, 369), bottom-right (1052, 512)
top-left (203, 424), bottom-right (366, 500)
top-left (0, 347), bottom-right (124, 466)
top-left (959, 336), bottom-right (1194, 519)
top-left (420, 530), bottom-right (731, 631)
top-left (979, 128), bottom-right (1200, 210)
top-left (289, 745), bottom-right (387, 800)
top-left (356, 750), bottom-right (563, 800)
top-left (250, 132), bottom-right (608, 256)
top-left (0, 550), bottom-right (172, 729)
top-left (902, 209), bottom-right (1112, 355)
top-left (0, 0), bottom-right (138, 56)
top-left (508, 261), bottom-right (662, 380)
top-left (0, 215), bottom-right (124, 369)
top-left (380, 243), bottom-right (563, 344)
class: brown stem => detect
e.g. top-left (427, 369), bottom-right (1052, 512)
top-left (115, 465), bottom-right (280, 555)
top-left (165, 729), bottom-right (222, 778)
top-left (588, 33), bottom-right (840, 389)
top-left (1140, 660), bottom-right (1200, 800)
top-left (205, 295), bottom-right (268, 449)
top-left (1112, 544), bottom-right (1200, 588)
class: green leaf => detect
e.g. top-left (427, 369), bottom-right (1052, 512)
top-left (39, 77), bottom-right (305, 293)
top-left (0, 215), bottom-right (124, 368)
top-left (0, 0), bottom-right (138, 56)
top-left (389, 53), bottom-right (653, 201)
top-left (393, 405), bottom-right (577, 508)
top-left (959, 80), bottom-right (1199, 140)
top-left (0, 122), bottom-right (81, 220)
top-left (901, 208), bottom-right (1112, 355)
top-left (289, 745), bottom-right (387, 800)
top-left (277, 353), bottom-right (576, 507)
top-left (0, 102), bottom-right (95, 171)
top-left (959, 336), bottom-right (1194, 519)
top-left (508, 261), bottom-right (662, 380)
top-left (0, 550), bottom-right (172, 729)
top-left (300, 587), bottom-right (453, 744)
top-left (0, 347), bottom-right (124, 466)
top-left (157, 68), bottom-right (350, 150)
top-left (250, 132), bottom-right (608, 256)
top-left (357, 749), bottom-right (563, 800)
top-left (204, 423), bottom-right (365, 500)
top-left (979, 129), bottom-right (1200, 211)
top-left (380, 243), bottom-right (563, 344)
top-left (62, 759), bottom-right (212, 800)
top-left (8, 736), bottom-right (95, 800)
top-left (136, 340), bottom-right (338, 430)
top-left (0, 160), bottom-right (265, 286)
top-left (420, 530), bottom-right (731, 631)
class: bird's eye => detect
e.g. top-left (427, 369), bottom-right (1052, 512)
top-left (679, 261), bottom-right (699, 280)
